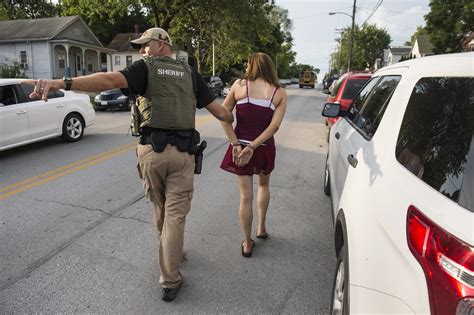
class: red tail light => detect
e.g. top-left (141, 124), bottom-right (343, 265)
top-left (407, 206), bottom-right (474, 315)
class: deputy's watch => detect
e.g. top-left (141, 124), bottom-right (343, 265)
top-left (62, 76), bottom-right (73, 91)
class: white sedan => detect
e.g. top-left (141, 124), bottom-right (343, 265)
top-left (0, 78), bottom-right (95, 151)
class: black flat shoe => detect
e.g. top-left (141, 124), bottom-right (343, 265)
top-left (241, 239), bottom-right (255, 257)
top-left (161, 282), bottom-right (182, 302)
top-left (256, 232), bottom-right (269, 239)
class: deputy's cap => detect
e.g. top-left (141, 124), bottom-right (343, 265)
top-left (130, 27), bottom-right (172, 49)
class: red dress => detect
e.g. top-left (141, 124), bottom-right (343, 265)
top-left (220, 80), bottom-right (278, 175)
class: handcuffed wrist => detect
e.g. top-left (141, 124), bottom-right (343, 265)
top-left (248, 143), bottom-right (256, 150)
top-left (231, 142), bottom-right (240, 147)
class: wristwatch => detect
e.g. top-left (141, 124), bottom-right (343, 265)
top-left (62, 76), bottom-right (73, 91)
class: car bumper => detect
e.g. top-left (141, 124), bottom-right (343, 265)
top-left (349, 285), bottom-right (415, 314)
top-left (84, 108), bottom-right (95, 127)
top-left (94, 100), bottom-right (127, 110)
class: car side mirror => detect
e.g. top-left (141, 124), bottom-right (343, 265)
top-left (322, 103), bottom-right (341, 117)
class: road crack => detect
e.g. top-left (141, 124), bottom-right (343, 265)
top-left (31, 198), bottom-right (113, 217)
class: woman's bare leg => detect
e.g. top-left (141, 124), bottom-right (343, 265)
top-left (236, 175), bottom-right (254, 252)
top-left (257, 173), bottom-right (271, 236)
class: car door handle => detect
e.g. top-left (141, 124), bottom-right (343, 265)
top-left (335, 132), bottom-right (340, 139)
top-left (56, 104), bottom-right (64, 108)
top-left (16, 110), bottom-right (27, 115)
top-left (347, 154), bottom-right (358, 168)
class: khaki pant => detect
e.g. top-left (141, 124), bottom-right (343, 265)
top-left (137, 144), bottom-right (195, 288)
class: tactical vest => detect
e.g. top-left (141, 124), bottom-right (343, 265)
top-left (138, 56), bottom-right (197, 130)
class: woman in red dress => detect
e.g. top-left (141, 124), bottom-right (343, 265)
top-left (220, 52), bottom-right (287, 257)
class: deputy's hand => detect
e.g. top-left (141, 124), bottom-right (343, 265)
top-left (237, 145), bottom-right (254, 167)
top-left (21, 79), bottom-right (64, 102)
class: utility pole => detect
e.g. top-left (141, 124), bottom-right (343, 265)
top-left (348, 0), bottom-right (356, 72)
top-left (212, 40), bottom-right (215, 76)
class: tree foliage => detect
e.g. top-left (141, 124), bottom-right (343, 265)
top-left (425, 0), bottom-right (474, 53)
top-left (330, 23), bottom-right (391, 74)
top-left (2, 0), bottom-right (298, 78)
top-left (0, 0), bottom-right (59, 20)
top-left (60, 0), bottom-right (149, 46)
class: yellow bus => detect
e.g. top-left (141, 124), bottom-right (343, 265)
top-left (299, 71), bottom-right (317, 89)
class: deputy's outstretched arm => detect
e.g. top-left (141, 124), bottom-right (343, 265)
top-left (22, 72), bottom-right (128, 102)
top-left (205, 100), bottom-right (234, 123)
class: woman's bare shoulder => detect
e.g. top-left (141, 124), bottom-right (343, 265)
top-left (273, 86), bottom-right (287, 105)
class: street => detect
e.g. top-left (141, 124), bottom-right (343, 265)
top-left (0, 84), bottom-right (335, 313)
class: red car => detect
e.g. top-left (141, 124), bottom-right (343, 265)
top-left (325, 71), bottom-right (372, 127)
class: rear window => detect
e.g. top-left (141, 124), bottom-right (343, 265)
top-left (342, 78), bottom-right (370, 99)
top-left (396, 77), bottom-right (474, 211)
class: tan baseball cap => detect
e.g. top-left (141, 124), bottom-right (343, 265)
top-left (130, 27), bottom-right (172, 49)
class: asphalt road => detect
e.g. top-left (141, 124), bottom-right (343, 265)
top-left (0, 84), bottom-right (335, 313)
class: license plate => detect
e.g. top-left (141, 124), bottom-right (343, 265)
top-left (101, 101), bottom-right (107, 105)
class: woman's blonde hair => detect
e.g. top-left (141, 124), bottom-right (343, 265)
top-left (244, 52), bottom-right (280, 87)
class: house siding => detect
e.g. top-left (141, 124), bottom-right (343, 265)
top-left (110, 52), bottom-right (141, 71)
top-left (31, 42), bottom-right (51, 79)
top-left (0, 44), bottom-right (17, 64)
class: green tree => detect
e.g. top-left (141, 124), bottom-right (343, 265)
top-left (331, 23), bottom-right (391, 74)
top-left (170, 0), bottom-right (278, 74)
top-left (425, 0), bottom-right (474, 53)
top-left (60, 0), bottom-right (149, 45)
top-left (288, 63), bottom-right (318, 78)
top-left (0, 0), bottom-right (59, 20)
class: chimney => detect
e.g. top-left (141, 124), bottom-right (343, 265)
top-left (134, 24), bottom-right (139, 34)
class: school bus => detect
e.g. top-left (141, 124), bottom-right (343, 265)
top-left (299, 70), bottom-right (317, 88)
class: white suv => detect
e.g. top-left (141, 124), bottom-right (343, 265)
top-left (322, 52), bottom-right (473, 314)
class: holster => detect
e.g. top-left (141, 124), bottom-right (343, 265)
top-left (143, 129), bottom-right (200, 155)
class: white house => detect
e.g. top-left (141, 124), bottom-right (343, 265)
top-left (382, 46), bottom-right (411, 67)
top-left (410, 35), bottom-right (434, 59)
top-left (0, 16), bottom-right (114, 79)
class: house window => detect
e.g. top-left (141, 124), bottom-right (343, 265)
top-left (87, 56), bottom-right (93, 72)
top-left (126, 55), bottom-right (132, 66)
top-left (115, 56), bottom-right (121, 66)
top-left (58, 51), bottom-right (65, 69)
top-left (20, 51), bottom-right (27, 68)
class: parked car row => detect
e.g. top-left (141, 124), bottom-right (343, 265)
top-left (322, 52), bottom-right (473, 314)
top-left (0, 79), bottom-right (95, 151)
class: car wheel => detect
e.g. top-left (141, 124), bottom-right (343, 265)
top-left (331, 244), bottom-right (349, 315)
top-left (324, 154), bottom-right (331, 196)
top-left (126, 97), bottom-right (135, 111)
top-left (299, 85), bottom-right (303, 88)
top-left (61, 113), bottom-right (84, 142)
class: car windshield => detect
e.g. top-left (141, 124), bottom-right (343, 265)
top-left (396, 77), bottom-right (474, 211)
top-left (342, 78), bottom-right (370, 99)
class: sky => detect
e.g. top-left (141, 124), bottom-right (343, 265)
top-left (275, 0), bottom-right (430, 78)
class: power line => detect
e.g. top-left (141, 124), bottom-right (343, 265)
top-left (361, 0), bottom-right (383, 26)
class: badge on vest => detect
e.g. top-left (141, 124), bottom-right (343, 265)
top-left (156, 68), bottom-right (185, 77)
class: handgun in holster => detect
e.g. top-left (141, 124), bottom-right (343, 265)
top-left (194, 140), bottom-right (207, 174)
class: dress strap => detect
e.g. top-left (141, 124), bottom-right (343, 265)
top-left (246, 80), bottom-right (250, 102)
top-left (269, 87), bottom-right (279, 107)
